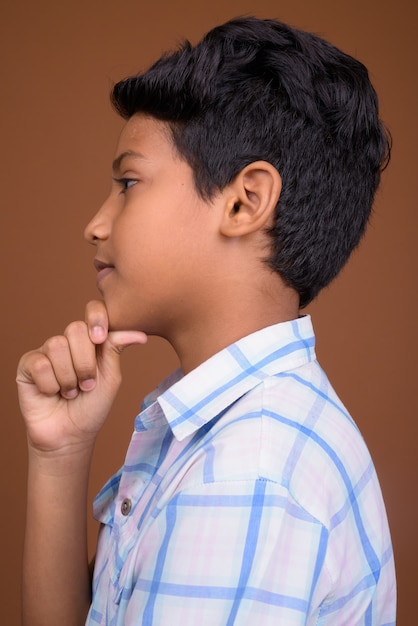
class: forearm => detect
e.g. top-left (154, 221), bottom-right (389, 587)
top-left (17, 303), bottom-right (146, 624)
top-left (22, 445), bottom-right (94, 626)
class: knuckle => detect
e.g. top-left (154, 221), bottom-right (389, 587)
top-left (43, 335), bottom-right (68, 355)
top-left (65, 320), bottom-right (88, 338)
top-left (31, 354), bottom-right (54, 380)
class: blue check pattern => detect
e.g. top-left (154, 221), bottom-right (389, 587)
top-left (87, 316), bottom-right (396, 625)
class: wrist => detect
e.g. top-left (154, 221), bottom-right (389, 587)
top-left (27, 438), bottom-right (95, 478)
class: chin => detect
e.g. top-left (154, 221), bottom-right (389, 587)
top-left (105, 301), bottom-right (161, 335)
top-left (106, 311), bottom-right (130, 333)
top-left (107, 312), bottom-right (149, 334)
top-left (105, 302), bottom-right (130, 332)
top-left (108, 319), bottom-right (138, 332)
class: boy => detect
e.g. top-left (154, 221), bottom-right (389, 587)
top-left (17, 16), bottom-right (396, 626)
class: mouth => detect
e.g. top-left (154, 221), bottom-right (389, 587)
top-left (94, 258), bottom-right (115, 284)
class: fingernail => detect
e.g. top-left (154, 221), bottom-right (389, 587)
top-left (80, 379), bottom-right (96, 391)
top-left (62, 388), bottom-right (78, 399)
top-left (92, 325), bottom-right (105, 341)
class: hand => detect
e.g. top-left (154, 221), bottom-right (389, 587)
top-left (16, 300), bottom-right (147, 456)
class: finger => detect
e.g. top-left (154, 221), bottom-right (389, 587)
top-left (85, 300), bottom-right (109, 344)
top-left (107, 330), bottom-right (148, 354)
top-left (17, 350), bottom-right (61, 397)
top-left (64, 321), bottom-right (97, 391)
top-left (96, 330), bottom-right (148, 381)
top-left (41, 335), bottom-right (79, 399)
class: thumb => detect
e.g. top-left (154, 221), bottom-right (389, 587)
top-left (98, 330), bottom-right (148, 375)
top-left (107, 330), bottom-right (148, 356)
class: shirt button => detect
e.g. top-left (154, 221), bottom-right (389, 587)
top-left (121, 498), bottom-right (132, 516)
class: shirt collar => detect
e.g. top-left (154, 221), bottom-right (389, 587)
top-left (156, 315), bottom-right (316, 441)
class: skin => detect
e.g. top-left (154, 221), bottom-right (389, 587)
top-left (17, 114), bottom-right (299, 625)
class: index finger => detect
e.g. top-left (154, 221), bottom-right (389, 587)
top-left (85, 300), bottom-right (109, 345)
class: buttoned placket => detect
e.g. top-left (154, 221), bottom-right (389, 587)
top-left (111, 404), bottom-right (173, 605)
top-left (121, 497), bottom-right (132, 516)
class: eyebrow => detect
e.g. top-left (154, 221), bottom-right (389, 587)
top-left (112, 150), bottom-right (147, 174)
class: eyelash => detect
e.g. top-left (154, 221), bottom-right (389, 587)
top-left (113, 177), bottom-right (138, 194)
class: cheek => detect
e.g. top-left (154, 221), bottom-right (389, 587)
top-left (112, 215), bottom-right (168, 278)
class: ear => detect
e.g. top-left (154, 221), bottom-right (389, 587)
top-left (220, 161), bottom-right (282, 238)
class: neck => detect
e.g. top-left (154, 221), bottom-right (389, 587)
top-left (166, 274), bottom-right (299, 374)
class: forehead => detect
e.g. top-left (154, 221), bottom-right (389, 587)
top-left (115, 114), bottom-right (176, 161)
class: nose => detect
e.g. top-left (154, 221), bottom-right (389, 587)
top-left (84, 197), bottom-right (113, 244)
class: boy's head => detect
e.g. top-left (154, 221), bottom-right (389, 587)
top-left (111, 16), bottom-right (390, 307)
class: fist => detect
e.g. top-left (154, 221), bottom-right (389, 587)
top-left (16, 301), bottom-right (147, 454)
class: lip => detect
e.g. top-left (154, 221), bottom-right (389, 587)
top-left (94, 258), bottom-right (115, 284)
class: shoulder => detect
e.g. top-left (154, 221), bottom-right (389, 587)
top-left (202, 359), bottom-right (379, 527)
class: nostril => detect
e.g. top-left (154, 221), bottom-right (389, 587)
top-left (84, 218), bottom-right (105, 244)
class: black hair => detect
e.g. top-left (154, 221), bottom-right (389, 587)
top-left (111, 17), bottom-right (390, 307)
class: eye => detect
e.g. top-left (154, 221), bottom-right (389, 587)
top-left (113, 177), bottom-right (138, 194)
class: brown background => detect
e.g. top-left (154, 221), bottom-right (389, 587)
top-left (1, 0), bottom-right (416, 623)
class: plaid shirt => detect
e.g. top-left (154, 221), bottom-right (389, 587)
top-left (87, 316), bottom-right (396, 625)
